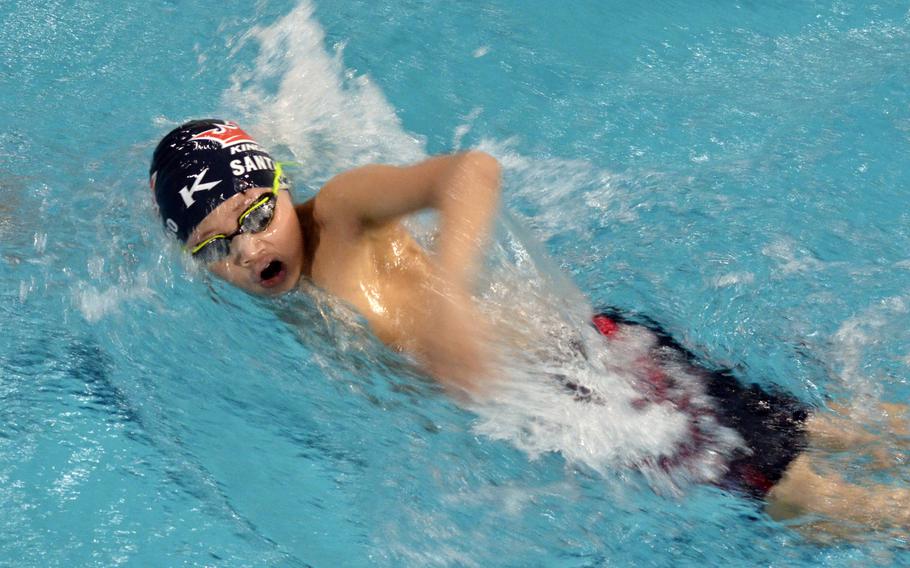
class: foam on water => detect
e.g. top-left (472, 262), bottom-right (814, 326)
top-left (483, 139), bottom-right (638, 244)
top-left (74, 269), bottom-right (156, 323)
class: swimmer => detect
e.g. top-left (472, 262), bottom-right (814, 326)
top-left (149, 119), bottom-right (910, 535)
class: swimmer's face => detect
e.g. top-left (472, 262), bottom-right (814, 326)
top-left (187, 187), bottom-right (303, 296)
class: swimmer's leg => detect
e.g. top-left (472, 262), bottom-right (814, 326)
top-left (803, 412), bottom-right (878, 451)
top-left (766, 454), bottom-right (910, 532)
top-left (805, 404), bottom-right (910, 469)
top-left (823, 401), bottom-right (910, 437)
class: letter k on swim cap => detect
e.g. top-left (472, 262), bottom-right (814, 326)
top-left (149, 119), bottom-right (278, 242)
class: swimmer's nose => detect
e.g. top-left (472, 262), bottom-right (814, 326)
top-left (231, 233), bottom-right (264, 267)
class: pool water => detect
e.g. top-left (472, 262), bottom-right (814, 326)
top-left (2, 0), bottom-right (910, 566)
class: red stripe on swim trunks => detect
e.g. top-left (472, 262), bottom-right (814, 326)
top-left (593, 315), bottom-right (619, 337)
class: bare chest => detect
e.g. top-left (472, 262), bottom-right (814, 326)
top-left (309, 225), bottom-right (432, 348)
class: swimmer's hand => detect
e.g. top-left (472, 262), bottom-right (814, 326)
top-left (414, 287), bottom-right (494, 398)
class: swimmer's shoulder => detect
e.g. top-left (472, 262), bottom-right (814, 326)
top-left (305, 170), bottom-right (381, 239)
top-left (297, 179), bottom-right (404, 285)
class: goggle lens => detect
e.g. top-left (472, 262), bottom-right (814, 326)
top-left (192, 236), bottom-right (232, 264)
top-left (239, 194), bottom-right (275, 233)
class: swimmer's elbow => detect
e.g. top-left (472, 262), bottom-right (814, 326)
top-left (458, 151), bottom-right (501, 194)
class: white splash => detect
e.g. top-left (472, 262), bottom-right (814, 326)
top-left (467, 219), bottom-right (740, 490)
top-left (712, 271), bottom-right (755, 288)
top-left (479, 138), bottom-right (636, 244)
top-left (75, 269), bottom-right (155, 323)
top-left (761, 238), bottom-right (829, 276)
top-left (33, 231), bottom-right (47, 254)
top-left (222, 0), bottom-right (424, 186)
top-left (453, 107), bottom-right (483, 149)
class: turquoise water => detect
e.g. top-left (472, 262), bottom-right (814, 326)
top-left (2, 1), bottom-right (910, 566)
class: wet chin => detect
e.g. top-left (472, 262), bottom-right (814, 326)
top-left (251, 273), bottom-right (294, 295)
top-left (257, 274), bottom-right (296, 295)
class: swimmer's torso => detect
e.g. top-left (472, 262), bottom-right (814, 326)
top-left (308, 216), bottom-right (434, 350)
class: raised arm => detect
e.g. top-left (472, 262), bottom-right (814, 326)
top-left (314, 152), bottom-right (502, 394)
top-left (315, 151), bottom-right (501, 289)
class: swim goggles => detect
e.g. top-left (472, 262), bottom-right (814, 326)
top-left (187, 162), bottom-right (294, 264)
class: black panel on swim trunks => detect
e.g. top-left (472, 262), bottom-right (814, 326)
top-left (149, 119), bottom-right (278, 242)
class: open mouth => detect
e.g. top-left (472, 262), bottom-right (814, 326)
top-left (259, 260), bottom-right (285, 287)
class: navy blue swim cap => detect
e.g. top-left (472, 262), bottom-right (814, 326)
top-left (149, 119), bottom-right (278, 242)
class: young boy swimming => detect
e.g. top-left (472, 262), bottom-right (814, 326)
top-left (150, 119), bottom-right (909, 533)
top-left (151, 118), bottom-right (495, 392)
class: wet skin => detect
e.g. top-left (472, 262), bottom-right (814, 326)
top-left (187, 152), bottom-right (502, 392)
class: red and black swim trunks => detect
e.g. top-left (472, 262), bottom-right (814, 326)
top-left (588, 309), bottom-right (810, 498)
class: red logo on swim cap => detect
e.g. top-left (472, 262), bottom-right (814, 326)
top-left (189, 121), bottom-right (256, 148)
